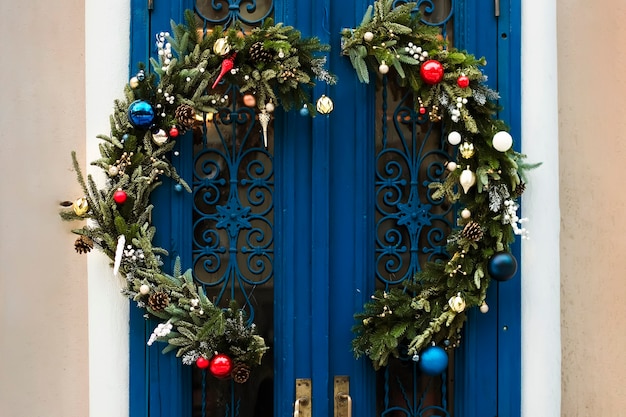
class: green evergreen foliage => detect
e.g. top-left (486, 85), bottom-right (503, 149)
top-left (59, 10), bottom-right (335, 374)
top-left (343, 0), bottom-right (538, 368)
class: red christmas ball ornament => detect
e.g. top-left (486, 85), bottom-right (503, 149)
top-left (209, 353), bottom-right (233, 378)
top-left (113, 189), bottom-right (128, 204)
top-left (196, 357), bottom-right (210, 369)
top-left (420, 60), bottom-right (444, 85)
top-left (419, 107), bottom-right (427, 115)
top-left (169, 127), bottom-right (179, 138)
top-left (457, 74), bottom-right (470, 88)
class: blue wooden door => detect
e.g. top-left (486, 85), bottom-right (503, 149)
top-left (129, 1), bottom-right (521, 416)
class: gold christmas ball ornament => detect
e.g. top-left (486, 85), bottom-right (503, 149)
top-left (213, 37), bottom-right (231, 56)
top-left (129, 76), bottom-right (140, 89)
top-left (448, 293), bottom-right (466, 313)
top-left (243, 94), bottom-right (256, 107)
top-left (108, 165), bottom-right (119, 177)
top-left (72, 197), bottom-right (90, 216)
top-left (316, 94), bottom-right (334, 115)
top-left (151, 129), bottom-right (168, 145)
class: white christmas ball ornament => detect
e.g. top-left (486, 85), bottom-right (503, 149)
top-left (492, 131), bottom-right (513, 152)
top-left (265, 102), bottom-right (275, 113)
top-left (447, 131), bottom-right (462, 146)
top-left (446, 161), bottom-right (457, 172)
top-left (480, 302), bottom-right (489, 314)
top-left (129, 76), bottom-right (139, 89)
top-left (139, 284), bottom-right (150, 295)
top-left (461, 208), bottom-right (471, 219)
top-left (363, 31), bottom-right (374, 42)
top-left (379, 61), bottom-right (389, 75)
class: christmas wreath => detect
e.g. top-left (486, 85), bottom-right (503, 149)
top-left (341, 0), bottom-right (537, 372)
top-left (60, 11), bottom-right (335, 381)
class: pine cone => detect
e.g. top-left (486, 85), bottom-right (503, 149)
top-left (148, 291), bottom-right (170, 311)
top-left (174, 104), bottom-right (196, 131)
top-left (249, 41), bottom-right (273, 63)
top-left (74, 235), bottom-right (94, 254)
top-left (231, 363), bottom-right (251, 383)
top-left (461, 221), bottom-right (483, 242)
top-left (514, 182), bottom-right (526, 197)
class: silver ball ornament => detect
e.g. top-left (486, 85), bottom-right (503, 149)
top-left (379, 62), bottom-right (389, 75)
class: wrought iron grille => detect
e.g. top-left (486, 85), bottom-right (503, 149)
top-left (191, 2), bottom-right (275, 417)
top-left (375, 1), bottom-right (456, 416)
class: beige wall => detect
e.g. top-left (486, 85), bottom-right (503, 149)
top-left (558, 1), bottom-right (626, 415)
top-left (0, 1), bottom-right (89, 416)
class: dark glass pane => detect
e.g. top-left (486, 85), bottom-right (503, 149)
top-left (375, 1), bottom-right (456, 415)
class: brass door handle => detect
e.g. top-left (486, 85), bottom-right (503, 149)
top-left (294, 378), bottom-right (311, 417)
top-left (334, 376), bottom-right (352, 417)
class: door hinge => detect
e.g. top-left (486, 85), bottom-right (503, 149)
top-left (148, 0), bottom-right (154, 10)
top-left (494, 0), bottom-right (500, 17)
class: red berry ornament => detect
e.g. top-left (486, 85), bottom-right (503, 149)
top-left (457, 74), bottom-right (470, 88)
top-left (209, 353), bottom-right (233, 378)
top-left (113, 189), bottom-right (128, 204)
top-left (196, 357), bottom-right (210, 369)
top-left (420, 60), bottom-right (444, 85)
top-left (169, 127), bottom-right (179, 138)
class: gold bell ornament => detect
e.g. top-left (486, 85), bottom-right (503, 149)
top-left (72, 197), bottom-right (89, 216)
top-left (213, 37), bottom-right (231, 56)
top-left (448, 293), bottom-right (466, 313)
top-left (316, 95), bottom-right (334, 115)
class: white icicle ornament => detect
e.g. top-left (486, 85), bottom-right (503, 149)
top-left (259, 110), bottom-right (271, 148)
top-left (459, 166), bottom-right (476, 193)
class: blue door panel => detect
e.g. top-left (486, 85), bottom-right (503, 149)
top-left (128, 1), bottom-right (521, 416)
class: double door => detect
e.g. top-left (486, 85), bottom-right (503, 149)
top-left (130, 0), bottom-right (521, 416)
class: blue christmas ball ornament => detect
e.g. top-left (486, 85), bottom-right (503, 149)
top-left (299, 105), bottom-right (310, 117)
top-left (488, 252), bottom-right (518, 282)
top-left (419, 346), bottom-right (448, 376)
top-left (127, 100), bottom-right (155, 129)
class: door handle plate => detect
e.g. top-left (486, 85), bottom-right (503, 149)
top-left (334, 376), bottom-right (351, 417)
top-left (294, 378), bottom-right (312, 417)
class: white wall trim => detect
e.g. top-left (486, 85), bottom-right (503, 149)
top-left (86, 1), bottom-right (131, 416)
top-left (521, 0), bottom-right (561, 415)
